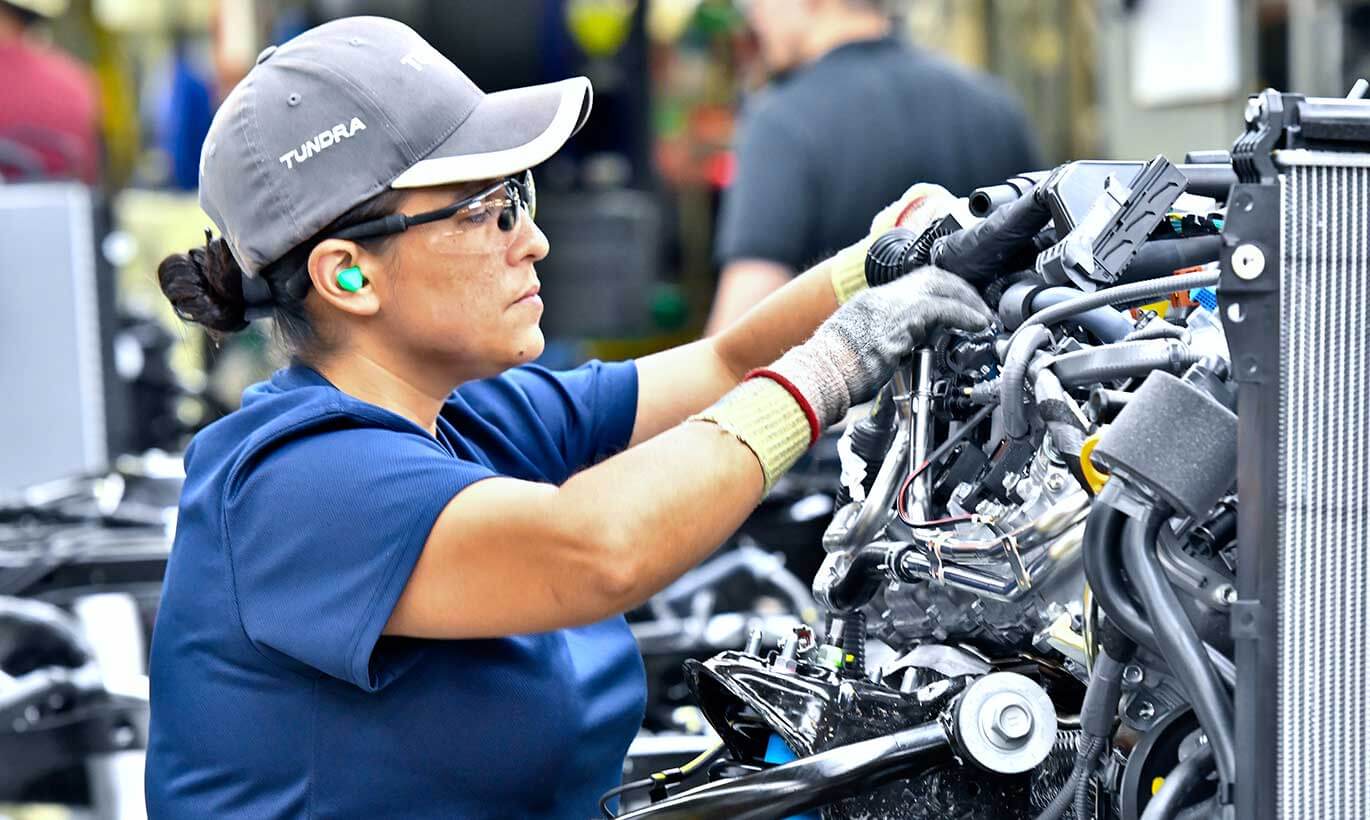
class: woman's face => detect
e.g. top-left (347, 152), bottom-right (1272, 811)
top-left (365, 180), bottom-right (550, 379)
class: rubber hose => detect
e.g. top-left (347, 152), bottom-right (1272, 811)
top-left (1140, 743), bottom-right (1216, 820)
top-left (1049, 340), bottom-right (1202, 387)
top-left (1121, 510), bottom-right (1236, 791)
top-left (1173, 797), bottom-right (1219, 820)
top-left (1030, 287), bottom-right (1135, 342)
top-left (1114, 236), bottom-right (1222, 287)
top-left (1124, 321), bottom-right (1189, 343)
top-left (1080, 503), bottom-right (1237, 687)
top-left (1001, 324), bottom-right (1052, 440)
top-left (1005, 269), bottom-right (1221, 358)
top-left (1080, 651), bottom-right (1127, 739)
top-left (1177, 164), bottom-right (1237, 199)
top-left (826, 546), bottom-right (892, 612)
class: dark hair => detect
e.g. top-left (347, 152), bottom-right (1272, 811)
top-left (157, 188), bottom-right (407, 359)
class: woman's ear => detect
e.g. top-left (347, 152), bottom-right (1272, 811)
top-left (307, 239), bottom-right (381, 317)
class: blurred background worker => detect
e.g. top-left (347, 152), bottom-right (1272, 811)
top-left (0, 0), bottom-right (100, 183)
top-left (705, 0), bottom-right (1043, 333)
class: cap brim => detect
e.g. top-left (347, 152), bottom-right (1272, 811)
top-left (389, 77), bottom-right (592, 189)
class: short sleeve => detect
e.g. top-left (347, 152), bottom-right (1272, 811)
top-left (223, 423), bottom-right (495, 691)
top-left (714, 100), bottom-right (816, 271)
top-left (460, 359), bottom-right (639, 483)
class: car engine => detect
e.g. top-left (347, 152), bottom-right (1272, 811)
top-left (607, 88), bottom-right (1370, 820)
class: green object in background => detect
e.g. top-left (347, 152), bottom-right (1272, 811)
top-left (650, 284), bottom-right (689, 331)
top-left (693, 0), bottom-right (742, 35)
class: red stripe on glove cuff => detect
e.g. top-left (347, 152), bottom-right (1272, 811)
top-left (745, 368), bottom-right (821, 445)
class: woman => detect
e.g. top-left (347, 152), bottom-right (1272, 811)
top-left (144, 16), bottom-right (993, 819)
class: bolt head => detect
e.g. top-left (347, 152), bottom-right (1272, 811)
top-left (1136, 700), bottom-right (1156, 720)
top-left (993, 703), bottom-right (1034, 741)
top-left (1232, 244), bottom-right (1266, 280)
top-left (1123, 664), bottom-right (1145, 686)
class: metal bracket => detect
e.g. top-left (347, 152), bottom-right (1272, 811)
top-left (1230, 600), bottom-right (1266, 641)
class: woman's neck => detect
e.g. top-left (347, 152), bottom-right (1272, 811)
top-left (311, 351), bottom-right (452, 436)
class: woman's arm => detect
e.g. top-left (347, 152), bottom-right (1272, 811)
top-left (386, 420), bottom-right (765, 639)
top-left (386, 268), bottom-right (992, 641)
top-left (630, 182), bottom-right (955, 446)
top-left (629, 260), bottom-right (838, 446)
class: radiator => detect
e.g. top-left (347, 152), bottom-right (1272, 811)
top-left (1277, 160), bottom-right (1370, 818)
top-left (1224, 90), bottom-right (1370, 820)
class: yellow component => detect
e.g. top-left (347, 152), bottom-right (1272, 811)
top-left (1079, 432), bottom-right (1110, 493)
top-left (1138, 299), bottom-right (1171, 318)
top-left (1045, 612), bottom-right (1088, 667)
top-left (1083, 584), bottom-right (1098, 669)
top-left (1152, 776), bottom-right (1166, 795)
top-left (827, 240), bottom-right (873, 305)
top-left (687, 378), bottom-right (811, 492)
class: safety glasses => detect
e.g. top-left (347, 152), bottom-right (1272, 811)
top-left (331, 169), bottom-right (536, 242)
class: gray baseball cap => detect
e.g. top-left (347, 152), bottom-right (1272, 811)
top-left (198, 16), bottom-right (593, 277)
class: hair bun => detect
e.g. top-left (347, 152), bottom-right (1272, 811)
top-left (157, 237), bottom-right (250, 335)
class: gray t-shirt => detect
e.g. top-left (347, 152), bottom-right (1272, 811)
top-left (715, 37), bottom-right (1043, 272)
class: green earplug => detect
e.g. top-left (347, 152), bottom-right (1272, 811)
top-left (337, 265), bottom-right (365, 292)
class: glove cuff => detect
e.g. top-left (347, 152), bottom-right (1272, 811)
top-left (828, 237), bottom-right (874, 305)
top-left (767, 339), bottom-right (853, 431)
top-left (688, 378), bottom-right (813, 492)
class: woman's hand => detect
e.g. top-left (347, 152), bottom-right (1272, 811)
top-left (763, 266), bottom-right (996, 430)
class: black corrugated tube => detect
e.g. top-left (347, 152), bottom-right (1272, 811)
top-left (841, 610), bottom-right (867, 678)
top-left (1001, 324), bottom-right (1052, 440)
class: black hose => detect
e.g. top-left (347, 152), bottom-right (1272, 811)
top-left (1030, 287), bottom-right (1136, 342)
top-left (969, 171), bottom-right (1052, 217)
top-left (1177, 164), bottom-right (1237, 199)
top-left (1001, 324), bottom-right (1051, 440)
top-left (931, 184), bottom-right (1055, 284)
top-left (825, 547), bottom-right (891, 613)
top-left (1173, 796), bottom-right (1219, 820)
top-left (1080, 503), bottom-right (1237, 687)
top-left (1086, 388), bottom-right (1131, 424)
top-left (1049, 340), bottom-right (1202, 387)
top-left (1121, 509), bottom-right (1236, 794)
top-left (1082, 504), bottom-right (1154, 647)
top-left (1114, 236), bottom-right (1222, 287)
top-left (1140, 743), bottom-right (1216, 820)
top-left (1005, 269), bottom-right (1221, 357)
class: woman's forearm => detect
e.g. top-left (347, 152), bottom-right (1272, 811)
top-left (711, 259), bottom-right (840, 376)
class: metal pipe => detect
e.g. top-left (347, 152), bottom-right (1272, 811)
top-left (910, 350), bottom-right (934, 520)
top-left (845, 426), bottom-right (910, 547)
top-left (615, 720), bottom-right (952, 820)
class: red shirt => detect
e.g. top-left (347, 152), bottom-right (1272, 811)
top-left (0, 37), bottom-right (100, 182)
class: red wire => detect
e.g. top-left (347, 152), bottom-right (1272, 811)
top-left (896, 459), bottom-right (974, 528)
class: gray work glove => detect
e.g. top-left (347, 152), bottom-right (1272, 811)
top-left (767, 267), bottom-right (995, 429)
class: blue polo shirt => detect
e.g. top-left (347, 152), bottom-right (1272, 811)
top-left (146, 360), bottom-right (645, 818)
